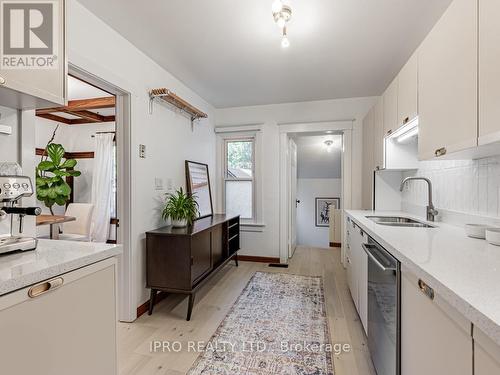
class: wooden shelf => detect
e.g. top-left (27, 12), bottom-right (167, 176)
top-left (149, 88), bottom-right (208, 122)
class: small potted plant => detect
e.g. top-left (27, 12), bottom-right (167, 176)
top-left (162, 188), bottom-right (199, 228)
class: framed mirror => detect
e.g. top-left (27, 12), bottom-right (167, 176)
top-left (185, 160), bottom-right (213, 219)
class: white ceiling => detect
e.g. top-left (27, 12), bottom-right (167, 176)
top-left (296, 135), bottom-right (342, 179)
top-left (78, 0), bottom-right (452, 108)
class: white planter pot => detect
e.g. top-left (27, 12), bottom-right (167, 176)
top-left (172, 219), bottom-right (188, 228)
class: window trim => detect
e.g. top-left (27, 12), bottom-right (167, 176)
top-left (223, 137), bottom-right (256, 221)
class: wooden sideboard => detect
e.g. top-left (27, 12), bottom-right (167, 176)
top-left (146, 214), bottom-right (240, 320)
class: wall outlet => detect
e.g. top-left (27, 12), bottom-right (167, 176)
top-left (139, 144), bottom-right (146, 158)
top-left (155, 177), bottom-right (163, 190)
top-left (166, 178), bottom-right (173, 192)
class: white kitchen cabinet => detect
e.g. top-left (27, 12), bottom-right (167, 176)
top-left (397, 51), bottom-right (418, 127)
top-left (401, 269), bottom-right (472, 375)
top-left (418, 0), bottom-right (478, 160)
top-left (474, 327), bottom-right (500, 375)
top-left (362, 108), bottom-right (374, 210)
top-left (373, 97), bottom-right (385, 170)
top-left (479, 0), bottom-right (500, 146)
top-left (0, 0), bottom-right (66, 109)
top-left (383, 77), bottom-right (398, 137)
top-left (347, 219), bottom-right (368, 334)
top-left (0, 258), bottom-right (117, 375)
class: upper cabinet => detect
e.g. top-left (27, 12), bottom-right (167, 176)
top-left (479, 0), bottom-right (500, 145)
top-left (383, 77), bottom-right (398, 136)
top-left (373, 97), bottom-right (384, 170)
top-left (418, 0), bottom-right (478, 160)
top-left (362, 108), bottom-right (375, 210)
top-left (397, 52), bottom-right (418, 127)
top-left (0, 0), bottom-right (66, 109)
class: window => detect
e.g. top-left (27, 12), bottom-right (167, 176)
top-left (224, 138), bottom-right (255, 220)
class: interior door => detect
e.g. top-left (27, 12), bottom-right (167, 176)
top-left (289, 138), bottom-right (298, 258)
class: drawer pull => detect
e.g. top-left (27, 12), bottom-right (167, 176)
top-left (418, 279), bottom-right (434, 300)
top-left (434, 147), bottom-right (447, 157)
top-left (28, 277), bottom-right (64, 298)
top-left (0, 76), bottom-right (5, 85)
top-left (403, 117), bottom-right (409, 125)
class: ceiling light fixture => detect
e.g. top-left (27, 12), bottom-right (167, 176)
top-left (272, 0), bottom-right (292, 47)
top-left (324, 139), bottom-right (334, 153)
top-left (281, 28), bottom-right (290, 48)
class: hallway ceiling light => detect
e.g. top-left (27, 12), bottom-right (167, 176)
top-left (272, 0), bottom-right (292, 48)
top-left (324, 140), bottom-right (334, 152)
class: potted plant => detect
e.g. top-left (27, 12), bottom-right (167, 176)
top-left (162, 188), bottom-right (199, 228)
top-left (36, 126), bottom-right (81, 215)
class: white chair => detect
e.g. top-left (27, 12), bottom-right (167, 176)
top-left (59, 203), bottom-right (94, 242)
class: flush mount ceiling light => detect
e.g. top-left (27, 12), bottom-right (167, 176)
top-left (324, 140), bottom-right (334, 152)
top-left (272, 0), bottom-right (292, 48)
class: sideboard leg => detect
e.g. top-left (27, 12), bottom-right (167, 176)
top-left (186, 293), bottom-right (195, 321)
top-left (148, 289), bottom-right (157, 316)
top-left (234, 254), bottom-right (239, 267)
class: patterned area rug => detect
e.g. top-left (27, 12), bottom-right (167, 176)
top-left (188, 271), bottom-right (334, 374)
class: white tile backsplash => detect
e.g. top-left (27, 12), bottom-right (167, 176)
top-left (402, 156), bottom-right (500, 219)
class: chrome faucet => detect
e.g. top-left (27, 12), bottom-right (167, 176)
top-left (400, 177), bottom-right (438, 222)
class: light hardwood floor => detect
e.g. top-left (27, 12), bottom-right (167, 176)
top-left (118, 246), bottom-right (376, 375)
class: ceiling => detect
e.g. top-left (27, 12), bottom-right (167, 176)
top-left (296, 135), bottom-right (342, 179)
top-left (78, 0), bottom-right (452, 108)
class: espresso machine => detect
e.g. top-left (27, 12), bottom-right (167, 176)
top-left (0, 175), bottom-right (41, 255)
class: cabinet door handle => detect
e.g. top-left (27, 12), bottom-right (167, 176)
top-left (190, 256), bottom-right (194, 266)
top-left (403, 117), bottom-right (409, 125)
top-left (28, 277), bottom-right (64, 298)
top-left (0, 76), bottom-right (5, 85)
top-left (418, 279), bottom-right (435, 300)
top-left (386, 129), bottom-right (393, 136)
top-left (434, 147), bottom-right (447, 157)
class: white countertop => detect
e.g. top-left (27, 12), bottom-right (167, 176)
top-left (346, 210), bottom-right (500, 346)
top-left (0, 239), bottom-right (122, 296)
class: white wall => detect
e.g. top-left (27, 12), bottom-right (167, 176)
top-left (0, 106), bottom-right (19, 163)
top-left (215, 97), bottom-right (376, 258)
top-left (65, 0), bottom-right (217, 312)
top-left (297, 178), bottom-right (342, 247)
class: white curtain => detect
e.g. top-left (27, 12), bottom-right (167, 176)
top-left (91, 133), bottom-right (114, 242)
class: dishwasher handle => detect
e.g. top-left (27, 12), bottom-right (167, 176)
top-left (362, 243), bottom-right (396, 272)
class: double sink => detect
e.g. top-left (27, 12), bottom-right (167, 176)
top-left (366, 216), bottom-right (435, 228)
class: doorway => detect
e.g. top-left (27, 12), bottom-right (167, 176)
top-left (292, 134), bottom-right (343, 250)
top-left (67, 65), bottom-right (133, 322)
top-left (34, 75), bottom-right (117, 243)
top-left (279, 121), bottom-right (354, 264)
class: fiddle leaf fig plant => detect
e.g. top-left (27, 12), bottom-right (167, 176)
top-left (36, 126), bottom-right (81, 215)
top-left (162, 188), bottom-right (199, 226)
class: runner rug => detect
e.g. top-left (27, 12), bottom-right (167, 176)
top-left (188, 271), bottom-right (334, 374)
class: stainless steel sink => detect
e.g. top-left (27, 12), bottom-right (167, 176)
top-left (366, 216), bottom-right (435, 228)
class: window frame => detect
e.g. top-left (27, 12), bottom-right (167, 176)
top-left (223, 136), bottom-right (256, 221)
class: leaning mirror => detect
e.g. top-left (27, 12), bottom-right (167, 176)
top-left (185, 160), bottom-right (213, 219)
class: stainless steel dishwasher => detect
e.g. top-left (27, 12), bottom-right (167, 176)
top-left (363, 237), bottom-right (401, 375)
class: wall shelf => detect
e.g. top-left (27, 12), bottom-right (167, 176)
top-left (148, 88), bottom-right (208, 127)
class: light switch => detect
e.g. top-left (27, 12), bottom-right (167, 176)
top-left (155, 177), bottom-right (163, 190)
top-left (0, 125), bottom-right (12, 135)
top-left (139, 144), bottom-right (146, 158)
top-left (166, 178), bottom-right (173, 192)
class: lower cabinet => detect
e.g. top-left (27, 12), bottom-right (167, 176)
top-left (0, 258), bottom-right (118, 375)
top-left (401, 268), bottom-right (472, 375)
top-left (474, 327), bottom-right (500, 375)
top-left (347, 218), bottom-right (368, 334)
